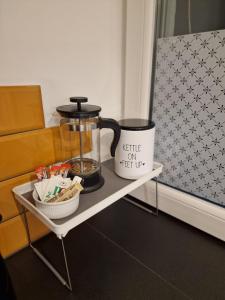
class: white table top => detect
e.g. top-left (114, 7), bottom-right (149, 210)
top-left (13, 159), bottom-right (163, 238)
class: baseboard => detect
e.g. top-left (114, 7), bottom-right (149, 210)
top-left (130, 181), bottom-right (225, 241)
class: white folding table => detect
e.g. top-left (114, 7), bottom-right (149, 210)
top-left (13, 159), bottom-right (163, 291)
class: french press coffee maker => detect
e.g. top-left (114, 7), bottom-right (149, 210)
top-left (56, 97), bottom-right (121, 193)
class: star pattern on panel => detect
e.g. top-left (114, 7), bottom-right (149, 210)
top-left (153, 30), bottom-right (225, 206)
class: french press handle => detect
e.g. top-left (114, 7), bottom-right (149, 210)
top-left (70, 97), bottom-right (88, 111)
top-left (99, 118), bottom-right (121, 157)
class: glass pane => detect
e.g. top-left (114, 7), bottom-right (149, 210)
top-left (151, 0), bottom-right (225, 207)
top-left (60, 117), bottom-right (100, 176)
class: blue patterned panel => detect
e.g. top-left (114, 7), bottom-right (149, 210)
top-left (153, 30), bottom-right (225, 206)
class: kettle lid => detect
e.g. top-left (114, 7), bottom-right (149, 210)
top-left (118, 119), bottom-right (155, 131)
top-left (56, 97), bottom-right (101, 118)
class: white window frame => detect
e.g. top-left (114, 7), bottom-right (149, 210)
top-left (125, 0), bottom-right (225, 241)
top-left (123, 0), bottom-right (157, 119)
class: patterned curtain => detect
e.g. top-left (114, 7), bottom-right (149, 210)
top-left (157, 0), bottom-right (177, 38)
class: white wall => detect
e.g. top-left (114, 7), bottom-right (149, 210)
top-left (0, 0), bottom-right (125, 159)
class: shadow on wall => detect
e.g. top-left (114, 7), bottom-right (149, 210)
top-left (101, 130), bottom-right (114, 162)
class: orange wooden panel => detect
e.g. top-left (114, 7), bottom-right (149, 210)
top-left (26, 212), bottom-right (49, 242)
top-left (0, 126), bottom-right (92, 181)
top-left (0, 172), bottom-right (35, 221)
top-left (0, 216), bottom-right (27, 257)
top-left (0, 127), bottom-right (62, 181)
top-left (0, 213), bottom-right (49, 258)
top-left (0, 85), bottom-right (45, 136)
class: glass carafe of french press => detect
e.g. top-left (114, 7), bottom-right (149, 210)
top-left (57, 97), bottom-right (121, 193)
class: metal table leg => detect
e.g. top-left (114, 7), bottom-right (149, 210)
top-left (22, 208), bottom-right (73, 291)
top-left (155, 176), bottom-right (158, 216)
top-left (124, 177), bottom-right (159, 216)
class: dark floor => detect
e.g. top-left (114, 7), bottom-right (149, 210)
top-left (6, 199), bottom-right (225, 300)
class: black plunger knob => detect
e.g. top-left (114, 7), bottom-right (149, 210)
top-left (70, 97), bottom-right (88, 111)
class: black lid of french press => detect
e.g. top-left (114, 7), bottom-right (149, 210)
top-left (56, 97), bottom-right (101, 118)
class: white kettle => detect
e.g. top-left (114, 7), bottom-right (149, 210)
top-left (115, 119), bottom-right (155, 179)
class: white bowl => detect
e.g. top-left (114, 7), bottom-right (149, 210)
top-left (32, 190), bottom-right (79, 219)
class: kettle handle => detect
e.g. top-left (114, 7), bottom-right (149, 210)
top-left (99, 118), bottom-right (121, 157)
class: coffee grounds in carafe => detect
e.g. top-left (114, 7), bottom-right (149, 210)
top-left (70, 158), bottom-right (99, 176)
